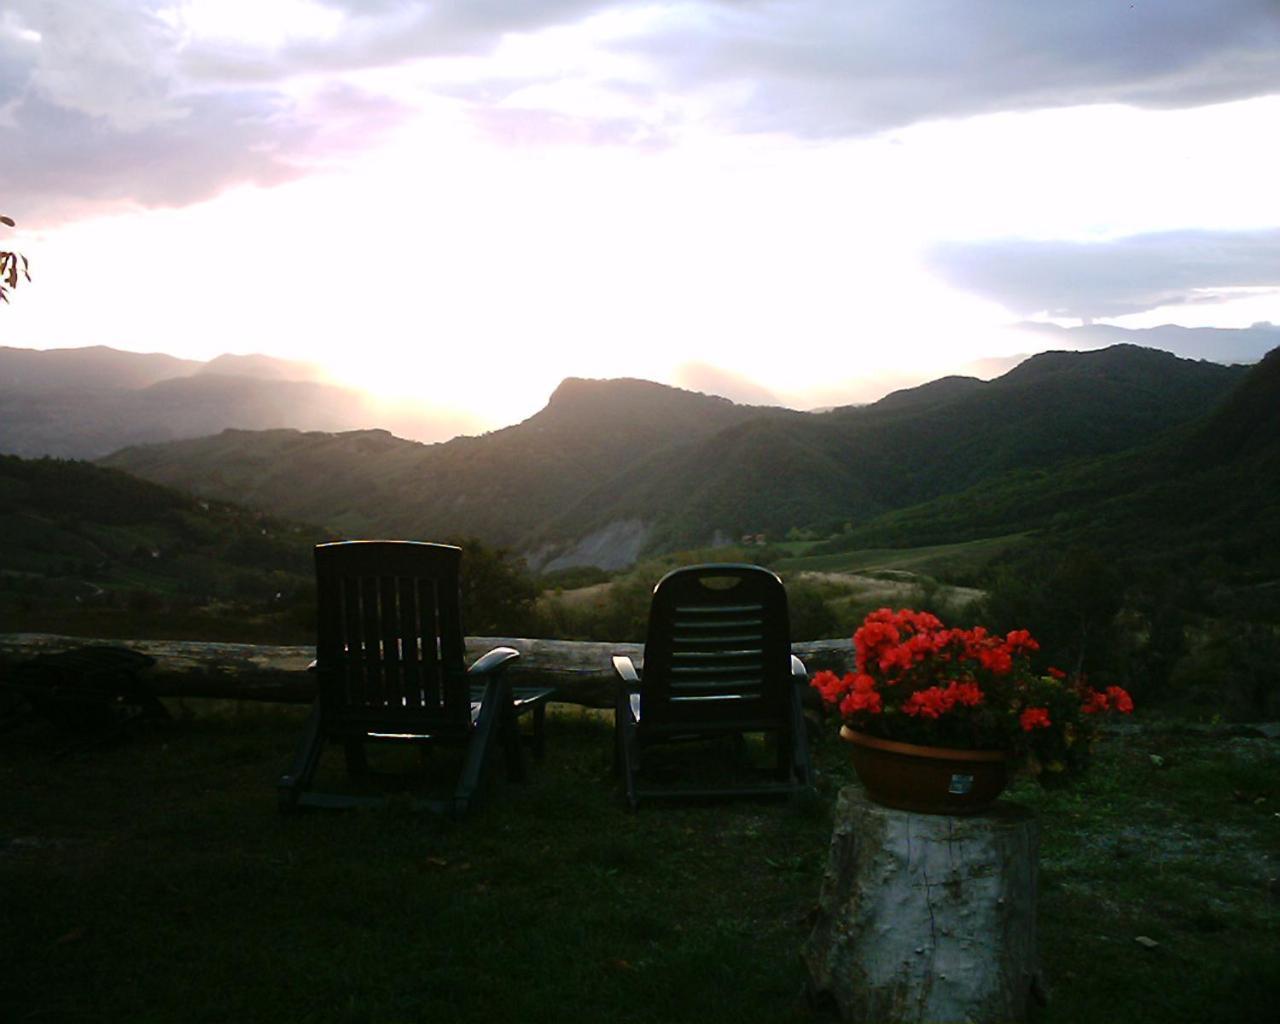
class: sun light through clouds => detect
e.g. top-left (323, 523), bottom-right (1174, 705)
top-left (5, 4), bottom-right (1279, 433)
top-left (159, 0), bottom-right (344, 50)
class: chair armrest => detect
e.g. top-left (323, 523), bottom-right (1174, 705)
top-left (790, 654), bottom-right (808, 681)
top-left (468, 646), bottom-right (520, 676)
top-left (612, 655), bottom-right (640, 687)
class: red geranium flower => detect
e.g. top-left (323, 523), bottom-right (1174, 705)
top-left (1081, 689), bottom-right (1110, 714)
top-left (902, 686), bottom-right (951, 718)
top-left (810, 607), bottom-right (1133, 783)
top-left (1005, 629), bottom-right (1040, 654)
top-left (1105, 686), bottom-right (1134, 713)
top-left (1020, 707), bottom-right (1052, 731)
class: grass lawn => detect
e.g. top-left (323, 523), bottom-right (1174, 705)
top-left (2, 704), bottom-right (1277, 1023)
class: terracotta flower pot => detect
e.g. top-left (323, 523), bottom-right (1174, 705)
top-left (840, 726), bottom-right (1009, 815)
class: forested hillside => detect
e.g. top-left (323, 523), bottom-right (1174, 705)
top-left (103, 377), bottom-right (792, 562)
top-left (103, 345), bottom-right (1244, 568)
top-left (809, 348), bottom-right (1280, 717)
top-left (0, 455), bottom-right (560, 641)
top-left (536, 344), bottom-right (1247, 554)
top-left (827, 347), bottom-right (1279, 578)
top-left (0, 455), bottom-right (326, 639)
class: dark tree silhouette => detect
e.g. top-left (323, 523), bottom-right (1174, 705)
top-left (2, 214), bottom-right (31, 304)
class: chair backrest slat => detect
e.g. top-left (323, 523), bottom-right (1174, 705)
top-left (416, 577), bottom-right (442, 710)
top-left (396, 576), bottom-right (421, 708)
top-left (360, 575), bottom-right (383, 706)
top-left (339, 576), bottom-right (363, 704)
top-left (314, 542), bottom-right (469, 729)
top-left (435, 572), bottom-right (467, 721)
top-left (379, 574), bottom-right (402, 707)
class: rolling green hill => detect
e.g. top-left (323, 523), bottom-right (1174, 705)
top-left (529, 344), bottom-right (1248, 557)
top-left (100, 345), bottom-right (1249, 569)
top-left (0, 454), bottom-right (327, 639)
top-left (103, 378), bottom-right (792, 562)
top-left (821, 347), bottom-right (1280, 601)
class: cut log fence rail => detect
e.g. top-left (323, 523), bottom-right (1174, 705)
top-left (0, 634), bottom-right (856, 709)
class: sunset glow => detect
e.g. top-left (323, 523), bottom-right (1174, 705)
top-left (4, 2), bottom-right (1279, 430)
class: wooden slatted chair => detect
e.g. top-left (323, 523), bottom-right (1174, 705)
top-left (279, 541), bottom-right (547, 816)
top-left (612, 563), bottom-right (813, 808)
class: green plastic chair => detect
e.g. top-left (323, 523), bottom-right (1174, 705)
top-left (613, 563), bottom-right (812, 808)
top-left (279, 541), bottom-right (550, 816)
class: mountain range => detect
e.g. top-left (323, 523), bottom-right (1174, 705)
top-left (0, 345), bottom-right (479, 457)
top-left (821, 346), bottom-right (1280, 612)
top-left (826, 348), bottom-right (1279, 709)
top-left (1014, 320), bottom-right (1280, 366)
top-left (101, 344), bottom-right (1253, 570)
top-left (6, 321), bottom-right (1276, 461)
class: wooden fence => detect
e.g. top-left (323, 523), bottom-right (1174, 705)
top-left (0, 633), bottom-right (856, 709)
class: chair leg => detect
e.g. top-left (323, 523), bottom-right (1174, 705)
top-left (278, 702), bottom-right (325, 813)
top-left (790, 684), bottom-right (814, 787)
top-left (621, 732), bottom-right (639, 811)
top-left (343, 740), bottom-right (370, 779)
top-left (613, 713), bottom-right (624, 777)
top-left (530, 704), bottom-right (547, 760)
top-left (502, 704), bottom-right (526, 783)
top-left (454, 677), bottom-right (502, 816)
top-left (615, 685), bottom-right (640, 810)
top-left (775, 727), bottom-right (792, 781)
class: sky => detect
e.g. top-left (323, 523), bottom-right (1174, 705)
top-left (2, 1), bottom-right (1280, 430)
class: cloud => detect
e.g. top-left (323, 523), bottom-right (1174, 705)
top-left (672, 362), bottom-right (782, 406)
top-left (179, 0), bottom-right (620, 81)
top-left (3, 84), bottom-right (412, 222)
top-left (3, 0), bottom-right (187, 131)
top-left (0, 2), bottom-right (412, 221)
top-left (0, 2), bottom-right (285, 216)
top-left (5, 1), bottom-right (1280, 224)
top-left (0, 0), bottom-right (623, 221)
top-left (204, 2), bottom-right (1280, 140)
top-left (926, 229), bottom-right (1280, 320)
top-left (4, 92), bottom-right (301, 216)
top-left (620, 1), bottom-right (1280, 137)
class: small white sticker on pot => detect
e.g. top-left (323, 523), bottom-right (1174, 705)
top-left (949, 773), bottom-right (974, 795)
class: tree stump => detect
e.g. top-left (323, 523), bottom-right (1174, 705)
top-left (804, 786), bottom-right (1043, 1023)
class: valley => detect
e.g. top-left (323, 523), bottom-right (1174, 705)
top-left (3, 341), bottom-right (1277, 719)
top-left (97, 344), bottom-right (1247, 567)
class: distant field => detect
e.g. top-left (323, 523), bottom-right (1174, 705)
top-left (772, 532), bottom-right (1028, 576)
top-left (787, 570), bottom-right (984, 621)
top-left (542, 581), bottom-right (614, 608)
top-left (768, 539), bottom-right (823, 558)
top-left (535, 537), bottom-right (1018, 641)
